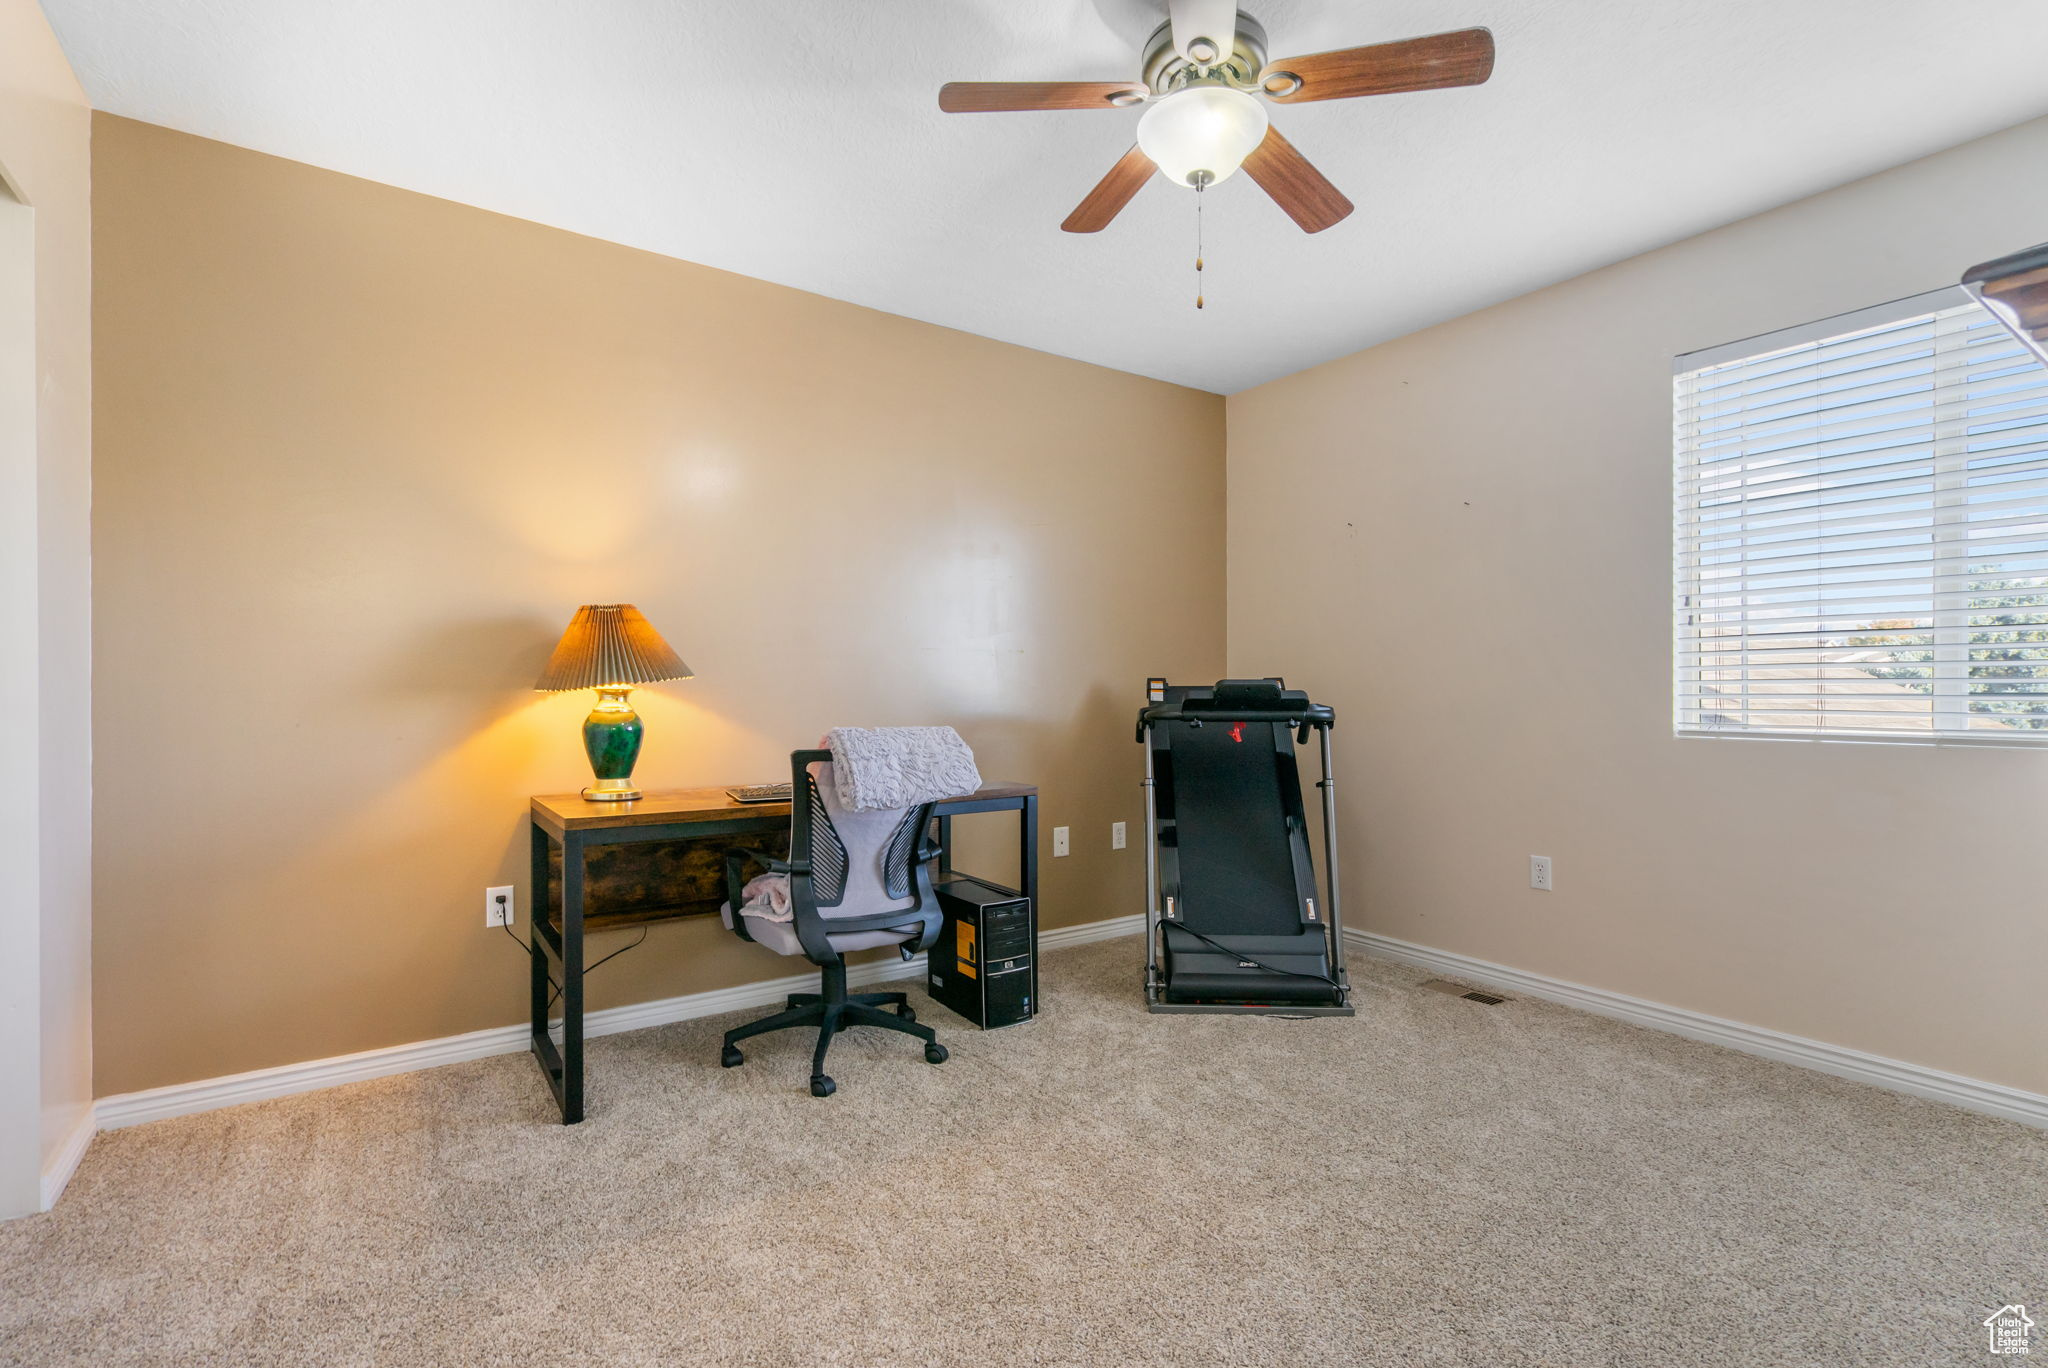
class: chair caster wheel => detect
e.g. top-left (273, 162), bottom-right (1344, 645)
top-left (720, 1045), bottom-right (743, 1068)
top-left (897, 1005), bottom-right (916, 1023)
top-left (924, 1043), bottom-right (949, 1065)
top-left (810, 1075), bottom-right (836, 1098)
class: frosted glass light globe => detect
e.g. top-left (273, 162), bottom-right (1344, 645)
top-left (1136, 86), bottom-right (1269, 188)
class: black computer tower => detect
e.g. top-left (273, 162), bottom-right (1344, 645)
top-left (929, 877), bottom-right (1036, 1029)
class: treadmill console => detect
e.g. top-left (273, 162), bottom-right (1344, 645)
top-left (1207, 678), bottom-right (1289, 710)
top-left (1134, 677), bottom-right (1333, 739)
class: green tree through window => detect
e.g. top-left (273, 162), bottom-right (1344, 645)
top-left (1847, 567), bottom-right (2048, 728)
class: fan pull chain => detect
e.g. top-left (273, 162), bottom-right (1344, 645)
top-left (1194, 179), bottom-right (1205, 310)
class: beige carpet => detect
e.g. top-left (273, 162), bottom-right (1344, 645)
top-left (0, 938), bottom-right (2041, 1367)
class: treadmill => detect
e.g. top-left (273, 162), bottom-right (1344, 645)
top-left (1137, 678), bottom-right (1353, 1015)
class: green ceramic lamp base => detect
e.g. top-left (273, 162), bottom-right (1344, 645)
top-left (581, 686), bottom-right (645, 802)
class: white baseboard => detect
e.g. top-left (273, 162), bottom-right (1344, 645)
top-left (41, 1105), bottom-right (96, 1210)
top-left (96, 912), bottom-right (1150, 1131)
top-left (1041, 913), bottom-right (1144, 950)
top-left (1346, 928), bottom-right (2048, 1130)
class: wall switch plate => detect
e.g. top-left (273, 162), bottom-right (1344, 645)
top-left (486, 885), bottom-right (515, 927)
top-left (1111, 821), bottom-right (1127, 850)
top-left (1529, 856), bottom-right (1552, 892)
top-left (1052, 826), bottom-right (1070, 857)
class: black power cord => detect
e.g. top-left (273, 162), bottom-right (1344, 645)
top-left (495, 892), bottom-right (649, 1013)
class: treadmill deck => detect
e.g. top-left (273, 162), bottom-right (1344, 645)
top-left (1145, 999), bottom-right (1356, 1017)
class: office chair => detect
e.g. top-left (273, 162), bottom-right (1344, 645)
top-left (718, 748), bottom-right (949, 1096)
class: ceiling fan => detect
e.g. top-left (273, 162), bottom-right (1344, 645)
top-left (938, 1), bottom-right (1495, 235)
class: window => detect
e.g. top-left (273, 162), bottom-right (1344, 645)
top-left (1674, 287), bottom-right (2048, 743)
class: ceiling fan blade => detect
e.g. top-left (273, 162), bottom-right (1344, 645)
top-left (938, 81), bottom-right (1146, 113)
top-left (1240, 126), bottom-right (1353, 233)
top-left (1062, 146), bottom-right (1156, 233)
top-left (1260, 27), bottom-right (1494, 103)
top-left (1169, 0), bottom-right (1238, 64)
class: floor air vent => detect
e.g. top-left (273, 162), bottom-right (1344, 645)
top-left (1420, 978), bottom-right (1507, 1004)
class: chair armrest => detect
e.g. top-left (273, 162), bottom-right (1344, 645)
top-left (723, 846), bottom-right (807, 935)
top-left (812, 909), bottom-right (940, 935)
top-left (726, 846), bottom-right (795, 878)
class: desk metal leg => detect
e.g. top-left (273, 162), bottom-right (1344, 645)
top-left (560, 831), bottom-right (585, 1124)
top-left (1020, 794), bottom-right (1039, 1006)
top-left (1018, 795), bottom-right (1039, 900)
top-left (528, 823), bottom-right (550, 1070)
top-left (528, 823), bottom-right (585, 1125)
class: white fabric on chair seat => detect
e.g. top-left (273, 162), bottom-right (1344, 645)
top-left (724, 905), bottom-right (919, 958)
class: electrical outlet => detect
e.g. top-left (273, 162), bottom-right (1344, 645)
top-left (1111, 821), bottom-right (1127, 851)
top-left (1052, 826), bottom-right (1070, 857)
top-left (1529, 856), bottom-right (1552, 892)
top-left (486, 884), bottom-right (515, 927)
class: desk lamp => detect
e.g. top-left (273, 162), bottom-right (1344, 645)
top-left (535, 604), bottom-right (692, 802)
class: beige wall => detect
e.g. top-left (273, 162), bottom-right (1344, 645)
top-left (92, 115), bottom-right (1223, 1097)
top-left (0, 0), bottom-right (92, 1210)
top-left (1228, 113), bottom-right (2048, 1095)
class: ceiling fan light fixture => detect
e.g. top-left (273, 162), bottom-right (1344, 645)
top-left (1135, 86), bottom-right (1268, 188)
top-left (1963, 242), bottom-right (2048, 370)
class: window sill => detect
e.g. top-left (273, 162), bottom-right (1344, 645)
top-left (1675, 727), bottom-right (2048, 750)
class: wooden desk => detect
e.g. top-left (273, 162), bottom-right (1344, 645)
top-left (527, 782), bottom-right (1038, 1123)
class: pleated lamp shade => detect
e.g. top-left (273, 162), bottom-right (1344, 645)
top-left (534, 605), bottom-right (692, 692)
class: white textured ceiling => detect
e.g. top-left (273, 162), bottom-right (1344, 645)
top-left (42, 0), bottom-right (2048, 393)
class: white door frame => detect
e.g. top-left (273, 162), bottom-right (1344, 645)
top-left (0, 166), bottom-right (47, 1220)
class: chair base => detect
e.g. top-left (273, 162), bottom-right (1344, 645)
top-left (720, 962), bottom-right (945, 1095)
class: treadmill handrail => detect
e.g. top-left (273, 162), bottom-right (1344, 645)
top-left (1135, 701), bottom-right (1333, 742)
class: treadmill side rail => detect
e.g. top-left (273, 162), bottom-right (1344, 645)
top-left (1317, 724), bottom-right (1352, 1006)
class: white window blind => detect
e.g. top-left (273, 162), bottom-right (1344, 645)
top-left (1674, 287), bottom-right (2048, 744)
